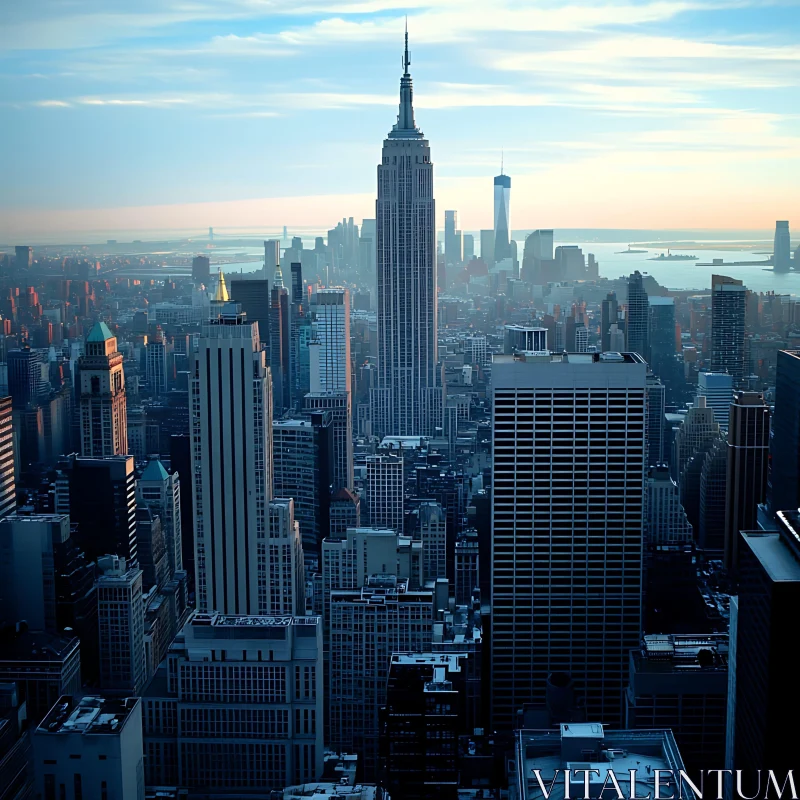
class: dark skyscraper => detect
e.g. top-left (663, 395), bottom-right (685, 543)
top-left (725, 391), bottom-right (769, 571)
top-left (711, 274), bottom-right (747, 386)
top-left (192, 254), bottom-right (210, 284)
top-left (768, 350), bottom-right (800, 515)
top-left (626, 271), bottom-right (649, 359)
top-left (734, 512), bottom-right (800, 786)
top-left (493, 172), bottom-right (511, 263)
top-left (230, 275), bottom-right (270, 349)
top-left (648, 296), bottom-right (675, 377)
top-left (601, 292), bottom-right (618, 352)
top-left (373, 33), bottom-right (439, 437)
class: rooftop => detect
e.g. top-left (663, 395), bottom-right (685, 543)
top-left (494, 351), bottom-right (645, 366)
top-left (38, 695), bottom-right (138, 736)
top-left (515, 725), bottom-right (691, 800)
top-left (191, 613), bottom-right (320, 628)
top-left (0, 628), bottom-right (80, 664)
top-left (633, 634), bottom-right (728, 672)
top-left (280, 785), bottom-right (382, 800)
top-left (741, 531), bottom-right (800, 582)
top-left (140, 459), bottom-right (170, 482)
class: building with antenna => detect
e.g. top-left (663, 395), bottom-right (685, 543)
top-left (493, 158), bottom-right (511, 264)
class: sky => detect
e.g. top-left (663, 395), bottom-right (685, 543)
top-left (1, 0), bottom-right (799, 240)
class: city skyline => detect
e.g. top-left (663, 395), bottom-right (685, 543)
top-left (2, 1), bottom-right (799, 238)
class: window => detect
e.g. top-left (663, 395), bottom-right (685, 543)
top-left (74, 774), bottom-right (83, 800)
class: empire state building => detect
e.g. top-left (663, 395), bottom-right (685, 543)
top-left (372, 33), bottom-right (441, 437)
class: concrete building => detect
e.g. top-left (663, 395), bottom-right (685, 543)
top-left (513, 724), bottom-right (694, 800)
top-left (697, 372), bottom-right (734, 432)
top-left (78, 321), bottom-right (127, 457)
top-left (0, 395), bottom-right (16, 518)
top-left (141, 613), bottom-right (323, 793)
top-left (328, 487), bottom-right (360, 539)
top-left (136, 458), bottom-right (182, 576)
top-left (491, 351), bottom-right (647, 729)
top-left (711, 275), bottom-right (747, 387)
top-left (328, 577), bottom-right (433, 779)
top-left (33, 695), bottom-right (144, 800)
top-left (273, 413), bottom-right (333, 564)
top-left (625, 634), bottom-right (728, 775)
top-left (191, 311), bottom-right (273, 615)
top-left (304, 391), bottom-right (353, 494)
top-left (96, 555), bottom-right (146, 696)
top-left (373, 34), bottom-right (439, 438)
top-left (724, 392), bottom-right (769, 571)
top-left (366, 455), bottom-right (403, 532)
top-left (504, 326), bottom-right (547, 355)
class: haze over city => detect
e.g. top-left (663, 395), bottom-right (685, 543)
top-left (2, 0), bottom-right (799, 239)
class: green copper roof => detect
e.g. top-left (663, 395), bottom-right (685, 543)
top-left (86, 320), bottom-right (115, 342)
top-left (140, 459), bottom-right (169, 482)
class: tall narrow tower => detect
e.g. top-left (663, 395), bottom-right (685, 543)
top-left (493, 164), bottom-right (511, 263)
top-left (373, 31), bottom-right (439, 437)
top-left (191, 310), bottom-right (274, 615)
top-left (79, 320), bottom-right (127, 457)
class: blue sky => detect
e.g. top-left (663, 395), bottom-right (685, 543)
top-left (1, 0), bottom-right (798, 239)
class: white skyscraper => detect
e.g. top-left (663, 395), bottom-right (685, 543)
top-left (491, 351), bottom-right (647, 729)
top-left (191, 311), bottom-right (274, 615)
top-left (308, 288), bottom-right (354, 490)
top-left (698, 372), bottom-right (734, 432)
top-left (373, 32), bottom-right (440, 437)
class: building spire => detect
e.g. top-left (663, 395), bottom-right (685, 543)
top-left (390, 21), bottom-right (420, 137)
top-left (501, 148), bottom-right (504, 176)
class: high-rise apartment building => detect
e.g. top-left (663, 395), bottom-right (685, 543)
top-left (191, 311), bottom-right (273, 615)
top-left (724, 392), bottom-right (769, 571)
top-left (329, 577), bottom-right (433, 778)
top-left (491, 351), bottom-right (647, 729)
top-left (767, 349), bottom-right (800, 515)
top-left (493, 172), bottom-right (511, 264)
top-left (711, 274), bottom-right (747, 386)
top-left (0, 396), bottom-right (15, 518)
top-left (78, 320), bottom-right (127, 457)
top-left (273, 413), bottom-right (333, 563)
top-left (96, 555), bottom-right (146, 696)
top-left (366, 454), bottom-right (403, 532)
top-left (626, 271), bottom-right (649, 359)
top-left (373, 35), bottom-right (439, 437)
top-left (136, 458), bottom-right (182, 576)
top-left (697, 372), bottom-right (734, 431)
top-left (773, 220), bottom-right (791, 272)
top-left (142, 613), bottom-right (323, 792)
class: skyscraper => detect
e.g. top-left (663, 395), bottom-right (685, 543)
top-left (697, 372), bottom-right (734, 432)
top-left (647, 296), bottom-right (675, 376)
top-left (491, 351), bottom-right (647, 729)
top-left (773, 220), bottom-right (791, 272)
top-left (373, 33), bottom-right (439, 437)
top-left (145, 330), bottom-right (167, 397)
top-left (493, 171), bottom-right (511, 263)
top-left (270, 265), bottom-right (292, 414)
top-left (366, 454), bottom-right (403, 532)
top-left (601, 292), bottom-right (618, 353)
top-left (767, 350), bottom-right (800, 514)
top-left (78, 320), bottom-right (127, 457)
top-left (230, 275), bottom-right (270, 351)
top-left (734, 512), bottom-right (800, 786)
top-left (136, 458), bottom-right (182, 576)
top-left (0, 396), bottom-right (15, 518)
top-left (711, 274), bottom-right (747, 386)
top-left (192, 254), bottom-right (210, 284)
top-left (444, 209), bottom-right (462, 268)
top-left (191, 310), bottom-right (273, 615)
top-left (724, 392), bottom-right (769, 571)
top-left (626, 271), bottom-right (649, 359)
